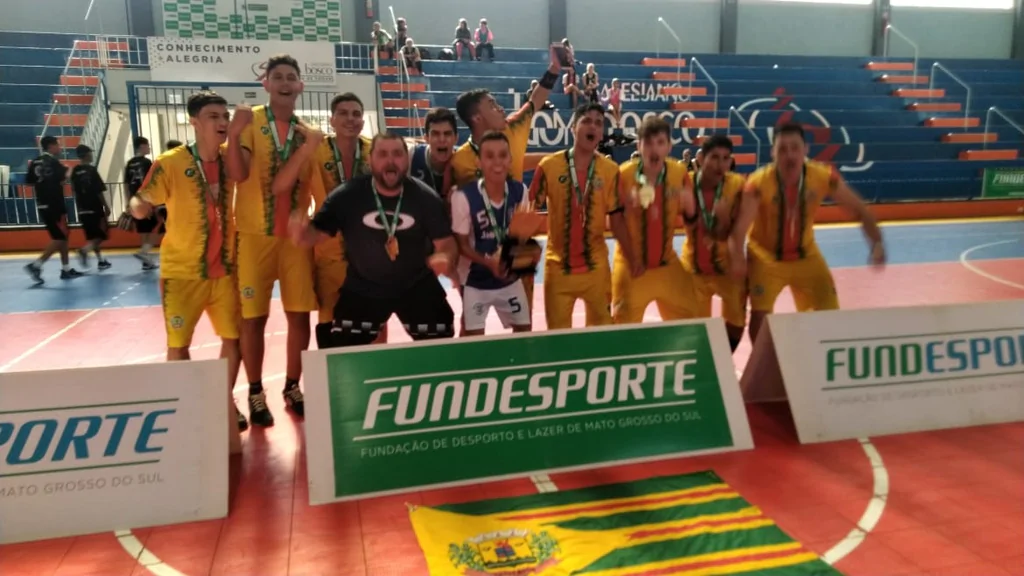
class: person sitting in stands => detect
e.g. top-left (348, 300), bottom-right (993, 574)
top-left (402, 38), bottom-right (422, 74)
top-left (371, 22), bottom-right (394, 60)
top-left (525, 80), bottom-right (554, 110)
top-left (453, 18), bottom-right (475, 61)
top-left (475, 18), bottom-right (495, 61)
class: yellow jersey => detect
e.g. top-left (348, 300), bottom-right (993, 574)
top-left (234, 104), bottom-right (323, 237)
top-left (137, 144), bottom-right (235, 280)
top-left (451, 101), bottom-right (535, 186)
top-left (616, 158), bottom-right (691, 269)
top-left (311, 134), bottom-right (372, 263)
top-left (744, 160), bottom-right (840, 262)
top-left (529, 150), bottom-right (622, 275)
top-left (681, 171), bottom-right (746, 275)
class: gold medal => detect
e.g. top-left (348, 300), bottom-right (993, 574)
top-left (385, 236), bottom-right (399, 261)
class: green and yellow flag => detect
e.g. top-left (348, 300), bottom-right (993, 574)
top-left (410, 471), bottom-right (842, 576)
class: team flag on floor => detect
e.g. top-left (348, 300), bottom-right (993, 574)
top-left (410, 471), bottom-right (843, 576)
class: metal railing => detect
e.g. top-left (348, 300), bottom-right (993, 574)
top-left (388, 5), bottom-right (415, 132)
top-left (688, 57), bottom-right (720, 127)
top-left (983, 107), bottom-right (1024, 150)
top-left (727, 107), bottom-right (762, 169)
top-left (929, 62), bottom-right (972, 130)
top-left (0, 182), bottom-right (128, 228)
top-left (656, 17), bottom-right (684, 95)
top-left (883, 24), bottom-right (919, 76)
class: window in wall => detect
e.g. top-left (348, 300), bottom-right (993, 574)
top-left (890, 0), bottom-right (1012, 9)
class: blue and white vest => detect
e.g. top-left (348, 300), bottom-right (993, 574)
top-left (463, 177), bottom-right (526, 290)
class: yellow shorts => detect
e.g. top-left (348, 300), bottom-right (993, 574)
top-left (161, 276), bottom-right (240, 348)
top-left (236, 232), bottom-right (317, 319)
top-left (544, 264), bottom-right (612, 330)
top-left (691, 273), bottom-right (748, 328)
top-left (612, 257), bottom-right (696, 324)
top-left (315, 256), bottom-right (347, 324)
top-left (748, 253), bottom-right (839, 313)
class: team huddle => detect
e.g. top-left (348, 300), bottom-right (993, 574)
top-left (122, 52), bottom-right (884, 431)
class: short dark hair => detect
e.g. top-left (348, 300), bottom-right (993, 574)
top-left (133, 136), bottom-right (149, 151)
top-left (774, 122), bottom-right (805, 143)
top-left (424, 107), bottom-right (457, 134)
top-left (266, 54), bottom-right (301, 76)
top-left (331, 92), bottom-right (364, 115)
top-left (40, 136), bottom-right (58, 151)
top-left (166, 140), bottom-right (183, 149)
top-left (75, 144), bottom-right (92, 158)
top-left (477, 130), bottom-right (509, 151)
top-left (700, 134), bottom-right (734, 156)
top-left (638, 116), bottom-right (671, 141)
top-left (369, 131), bottom-right (408, 155)
top-left (455, 88), bottom-right (491, 129)
top-left (571, 102), bottom-right (605, 127)
top-left (186, 90), bottom-right (227, 118)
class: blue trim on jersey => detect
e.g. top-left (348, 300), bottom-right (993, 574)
top-left (464, 177), bottom-right (525, 291)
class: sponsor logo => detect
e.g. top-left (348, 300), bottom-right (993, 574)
top-left (242, 286), bottom-right (255, 299)
top-left (361, 211), bottom-right (417, 231)
top-left (169, 316), bottom-right (184, 329)
top-left (992, 172), bottom-right (1024, 186)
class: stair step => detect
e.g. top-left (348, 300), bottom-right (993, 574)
top-left (865, 61), bottom-right (915, 71)
top-left (44, 114), bottom-right (87, 127)
top-left (72, 40), bottom-right (130, 51)
top-left (893, 88), bottom-right (944, 98)
top-left (37, 135), bottom-right (81, 148)
top-left (53, 93), bottom-right (94, 105)
top-left (382, 98), bottom-right (430, 109)
top-left (959, 149), bottom-right (1019, 161)
top-left (682, 118), bottom-right (728, 129)
top-left (386, 116), bottom-right (424, 128)
top-left (67, 57), bottom-right (123, 68)
top-left (651, 71), bottom-right (695, 81)
top-left (60, 75), bottom-right (99, 87)
top-left (908, 102), bottom-right (961, 112)
top-left (380, 82), bottom-right (426, 92)
top-left (694, 134), bottom-right (743, 146)
top-left (925, 117), bottom-right (980, 128)
top-left (877, 74), bottom-right (928, 84)
top-left (641, 57), bottom-right (687, 67)
top-left (942, 132), bottom-right (997, 143)
top-left (660, 86), bottom-right (708, 97)
top-left (732, 153), bottom-right (758, 165)
top-left (378, 66), bottom-right (399, 75)
top-left (670, 101), bottom-right (716, 111)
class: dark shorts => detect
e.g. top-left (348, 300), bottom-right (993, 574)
top-left (80, 213), bottom-right (109, 241)
top-left (328, 273), bottom-right (454, 347)
top-left (41, 211), bottom-right (68, 241)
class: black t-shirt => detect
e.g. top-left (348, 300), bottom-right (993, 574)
top-left (26, 154), bottom-right (66, 214)
top-left (124, 156), bottom-right (153, 198)
top-left (312, 174), bottom-right (451, 299)
top-left (70, 164), bottom-right (107, 214)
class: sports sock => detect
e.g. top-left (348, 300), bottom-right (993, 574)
top-left (284, 378), bottom-right (300, 391)
top-left (249, 380), bottom-right (263, 395)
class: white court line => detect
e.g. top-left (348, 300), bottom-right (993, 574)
top-left (115, 531), bottom-right (187, 576)
top-left (0, 309), bottom-right (99, 373)
top-left (959, 240), bottom-right (1024, 291)
top-left (823, 438), bottom-right (888, 565)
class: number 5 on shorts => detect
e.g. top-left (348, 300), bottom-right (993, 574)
top-left (508, 297), bottom-right (521, 314)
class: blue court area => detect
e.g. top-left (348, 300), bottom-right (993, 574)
top-left (0, 219), bottom-right (1021, 315)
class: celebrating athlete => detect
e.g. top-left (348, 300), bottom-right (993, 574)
top-left (130, 91), bottom-right (247, 430)
top-left (409, 107), bottom-right (457, 196)
top-left (613, 116), bottom-right (696, 324)
top-left (732, 123), bottom-right (885, 343)
top-left (529, 103), bottom-right (639, 329)
top-left (226, 54), bottom-right (323, 426)
top-left (681, 134), bottom-right (748, 351)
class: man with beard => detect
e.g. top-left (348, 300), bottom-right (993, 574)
top-left (528, 103), bottom-right (640, 330)
top-left (409, 107), bottom-right (457, 197)
top-left (274, 92), bottom-right (375, 349)
top-left (226, 53), bottom-right (324, 426)
top-left (731, 122), bottom-right (885, 344)
top-left (680, 134), bottom-right (748, 351)
top-left (290, 132), bottom-right (458, 346)
top-left (613, 116), bottom-right (697, 325)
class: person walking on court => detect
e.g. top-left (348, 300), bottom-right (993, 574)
top-left (69, 144), bottom-right (112, 270)
top-left (24, 136), bottom-right (82, 284)
top-left (125, 136), bottom-right (160, 270)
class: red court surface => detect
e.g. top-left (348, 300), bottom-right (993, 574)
top-left (1, 259), bottom-right (1024, 576)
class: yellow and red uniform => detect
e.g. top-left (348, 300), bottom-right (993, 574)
top-left (310, 134), bottom-right (372, 323)
top-left (452, 102), bottom-right (535, 187)
top-left (138, 144), bottom-right (239, 348)
top-left (681, 171), bottom-right (748, 328)
top-left (529, 150), bottom-right (621, 330)
top-left (234, 105), bottom-right (322, 318)
top-left (744, 160), bottom-right (841, 312)
top-left (612, 159), bottom-right (695, 324)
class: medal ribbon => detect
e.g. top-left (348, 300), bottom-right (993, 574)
top-left (778, 164), bottom-right (806, 256)
top-left (372, 180), bottom-right (404, 240)
top-left (694, 170), bottom-right (724, 233)
top-left (264, 106), bottom-right (297, 163)
top-left (189, 143), bottom-right (224, 222)
top-left (637, 159), bottom-right (668, 268)
top-left (478, 178), bottom-right (510, 244)
top-left (330, 136), bottom-right (361, 186)
top-left (567, 148), bottom-right (596, 226)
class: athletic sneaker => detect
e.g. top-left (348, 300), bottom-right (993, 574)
top-left (283, 386), bottom-right (305, 417)
top-left (236, 404), bottom-right (249, 431)
top-left (97, 260), bottom-right (112, 270)
top-left (248, 392), bottom-right (274, 427)
top-left (24, 263), bottom-right (43, 285)
top-left (60, 269), bottom-right (84, 279)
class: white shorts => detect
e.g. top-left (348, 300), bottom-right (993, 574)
top-left (462, 281), bottom-right (531, 331)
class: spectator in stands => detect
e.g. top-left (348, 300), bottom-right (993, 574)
top-left (561, 42), bottom-right (580, 110)
top-left (402, 38), bottom-right (422, 74)
top-left (125, 136), bottom-right (159, 270)
top-left (24, 136), bottom-right (82, 284)
top-left (475, 18), bottom-right (495, 61)
top-left (582, 63), bottom-right (600, 103)
top-left (371, 22), bottom-right (394, 60)
top-left (394, 18), bottom-right (409, 57)
top-left (525, 80), bottom-right (554, 110)
top-left (692, 148), bottom-right (703, 172)
top-left (682, 148), bottom-right (692, 169)
top-left (70, 144), bottom-right (111, 270)
top-left (453, 19), bottom-right (475, 61)
top-left (166, 139), bottom-right (183, 150)
top-left (602, 78), bottom-right (623, 128)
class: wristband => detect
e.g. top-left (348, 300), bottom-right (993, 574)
top-left (538, 70), bottom-right (558, 90)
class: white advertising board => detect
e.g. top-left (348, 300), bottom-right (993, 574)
top-left (147, 37), bottom-right (337, 86)
top-left (0, 360), bottom-right (229, 544)
top-left (757, 300), bottom-right (1024, 443)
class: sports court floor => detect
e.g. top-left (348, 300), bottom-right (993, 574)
top-left (1, 218), bottom-right (1023, 576)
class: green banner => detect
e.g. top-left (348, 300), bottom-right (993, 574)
top-left (161, 0), bottom-right (341, 41)
top-left (982, 168), bottom-right (1024, 199)
top-left (320, 323), bottom-right (741, 499)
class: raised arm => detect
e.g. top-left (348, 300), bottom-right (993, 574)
top-left (272, 124), bottom-right (323, 197)
top-left (226, 104), bottom-right (254, 184)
